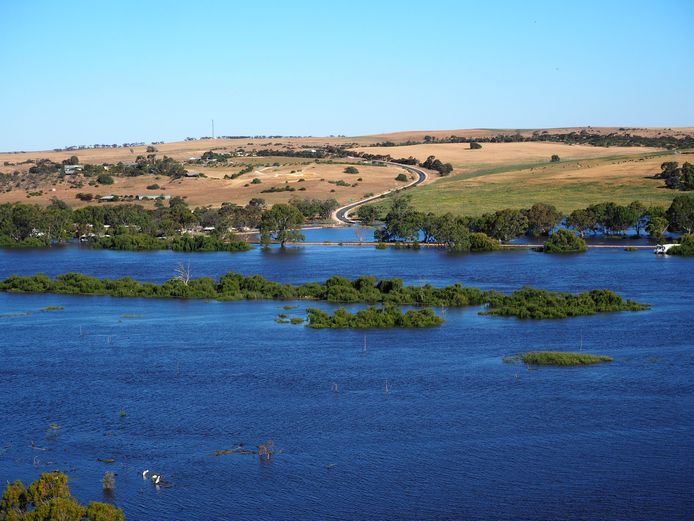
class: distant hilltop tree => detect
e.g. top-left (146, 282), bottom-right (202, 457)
top-left (470, 142), bottom-right (482, 150)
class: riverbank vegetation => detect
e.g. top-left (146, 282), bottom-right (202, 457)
top-left (306, 305), bottom-right (443, 328)
top-left (668, 234), bottom-right (694, 255)
top-left (0, 197), bottom-right (311, 250)
top-left (362, 195), bottom-right (694, 247)
top-left (0, 272), bottom-right (649, 320)
top-left (0, 471), bottom-right (124, 520)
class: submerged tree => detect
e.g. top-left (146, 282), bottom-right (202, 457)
top-left (259, 203), bottom-right (305, 247)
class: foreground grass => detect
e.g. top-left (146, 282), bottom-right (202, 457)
top-left (520, 351), bottom-right (613, 366)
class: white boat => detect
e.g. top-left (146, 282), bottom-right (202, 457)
top-left (654, 244), bottom-right (676, 254)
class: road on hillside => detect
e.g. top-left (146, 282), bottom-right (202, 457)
top-left (332, 163), bottom-right (428, 225)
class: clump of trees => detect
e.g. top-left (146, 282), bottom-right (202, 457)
top-left (656, 161), bottom-right (694, 191)
top-left (481, 287), bottom-right (649, 319)
top-left (0, 471), bottom-right (124, 520)
top-left (421, 155), bottom-right (454, 176)
top-left (543, 229), bottom-right (587, 253)
top-left (288, 198), bottom-right (338, 220)
top-left (110, 155), bottom-right (187, 179)
top-left (306, 305), bottom-right (444, 328)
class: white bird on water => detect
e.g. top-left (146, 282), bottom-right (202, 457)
top-left (142, 469), bottom-right (149, 479)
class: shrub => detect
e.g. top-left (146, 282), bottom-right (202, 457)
top-left (543, 229), bottom-right (587, 253)
top-left (96, 174), bottom-right (114, 185)
top-left (668, 234), bottom-right (694, 255)
top-left (550, 154), bottom-right (561, 163)
top-left (344, 166), bottom-right (359, 174)
top-left (395, 173), bottom-right (408, 182)
top-left (470, 142), bottom-right (482, 149)
top-left (146, 183), bottom-right (160, 190)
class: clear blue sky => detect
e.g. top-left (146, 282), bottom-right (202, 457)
top-left (1, 0), bottom-right (692, 151)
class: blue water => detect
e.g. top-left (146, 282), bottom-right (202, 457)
top-left (0, 242), bottom-right (692, 520)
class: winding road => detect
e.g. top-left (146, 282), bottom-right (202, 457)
top-left (332, 163), bottom-right (428, 225)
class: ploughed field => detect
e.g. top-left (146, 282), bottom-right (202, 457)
top-left (0, 241), bottom-right (692, 520)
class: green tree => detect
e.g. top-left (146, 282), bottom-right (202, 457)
top-left (525, 203), bottom-right (562, 236)
top-left (377, 196), bottom-right (421, 242)
top-left (260, 203), bottom-right (305, 247)
top-left (356, 204), bottom-right (379, 225)
top-left (628, 200), bottom-right (647, 236)
top-left (0, 472), bottom-right (124, 521)
top-left (667, 195), bottom-right (694, 234)
top-left (344, 166), bottom-right (359, 174)
top-left (470, 142), bottom-right (482, 150)
top-left (550, 154), bottom-right (560, 163)
top-left (487, 209), bottom-right (528, 241)
top-left (646, 216), bottom-right (669, 240)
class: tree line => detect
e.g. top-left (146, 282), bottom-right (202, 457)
top-left (0, 197), bottom-right (338, 250)
top-left (357, 195), bottom-right (694, 247)
top-left (372, 130), bottom-right (694, 150)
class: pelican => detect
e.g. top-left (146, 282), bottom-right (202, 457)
top-left (142, 469), bottom-right (150, 479)
top-left (151, 475), bottom-right (161, 485)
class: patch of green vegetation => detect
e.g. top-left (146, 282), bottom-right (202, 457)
top-left (520, 351), bottom-right (613, 366)
top-left (96, 458), bottom-right (115, 464)
top-left (92, 233), bottom-right (251, 252)
top-left (0, 472), bottom-right (124, 520)
top-left (306, 305), bottom-right (443, 329)
top-left (40, 305), bottom-right (64, 311)
top-left (290, 317), bottom-right (304, 325)
top-left (543, 229), bottom-right (587, 254)
top-left (668, 234), bottom-right (694, 256)
top-left (482, 287), bottom-right (649, 319)
top-left (0, 273), bottom-right (649, 320)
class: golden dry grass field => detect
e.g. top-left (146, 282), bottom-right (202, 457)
top-left (0, 161), bottom-right (414, 209)
top-left (349, 142), bottom-right (662, 175)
